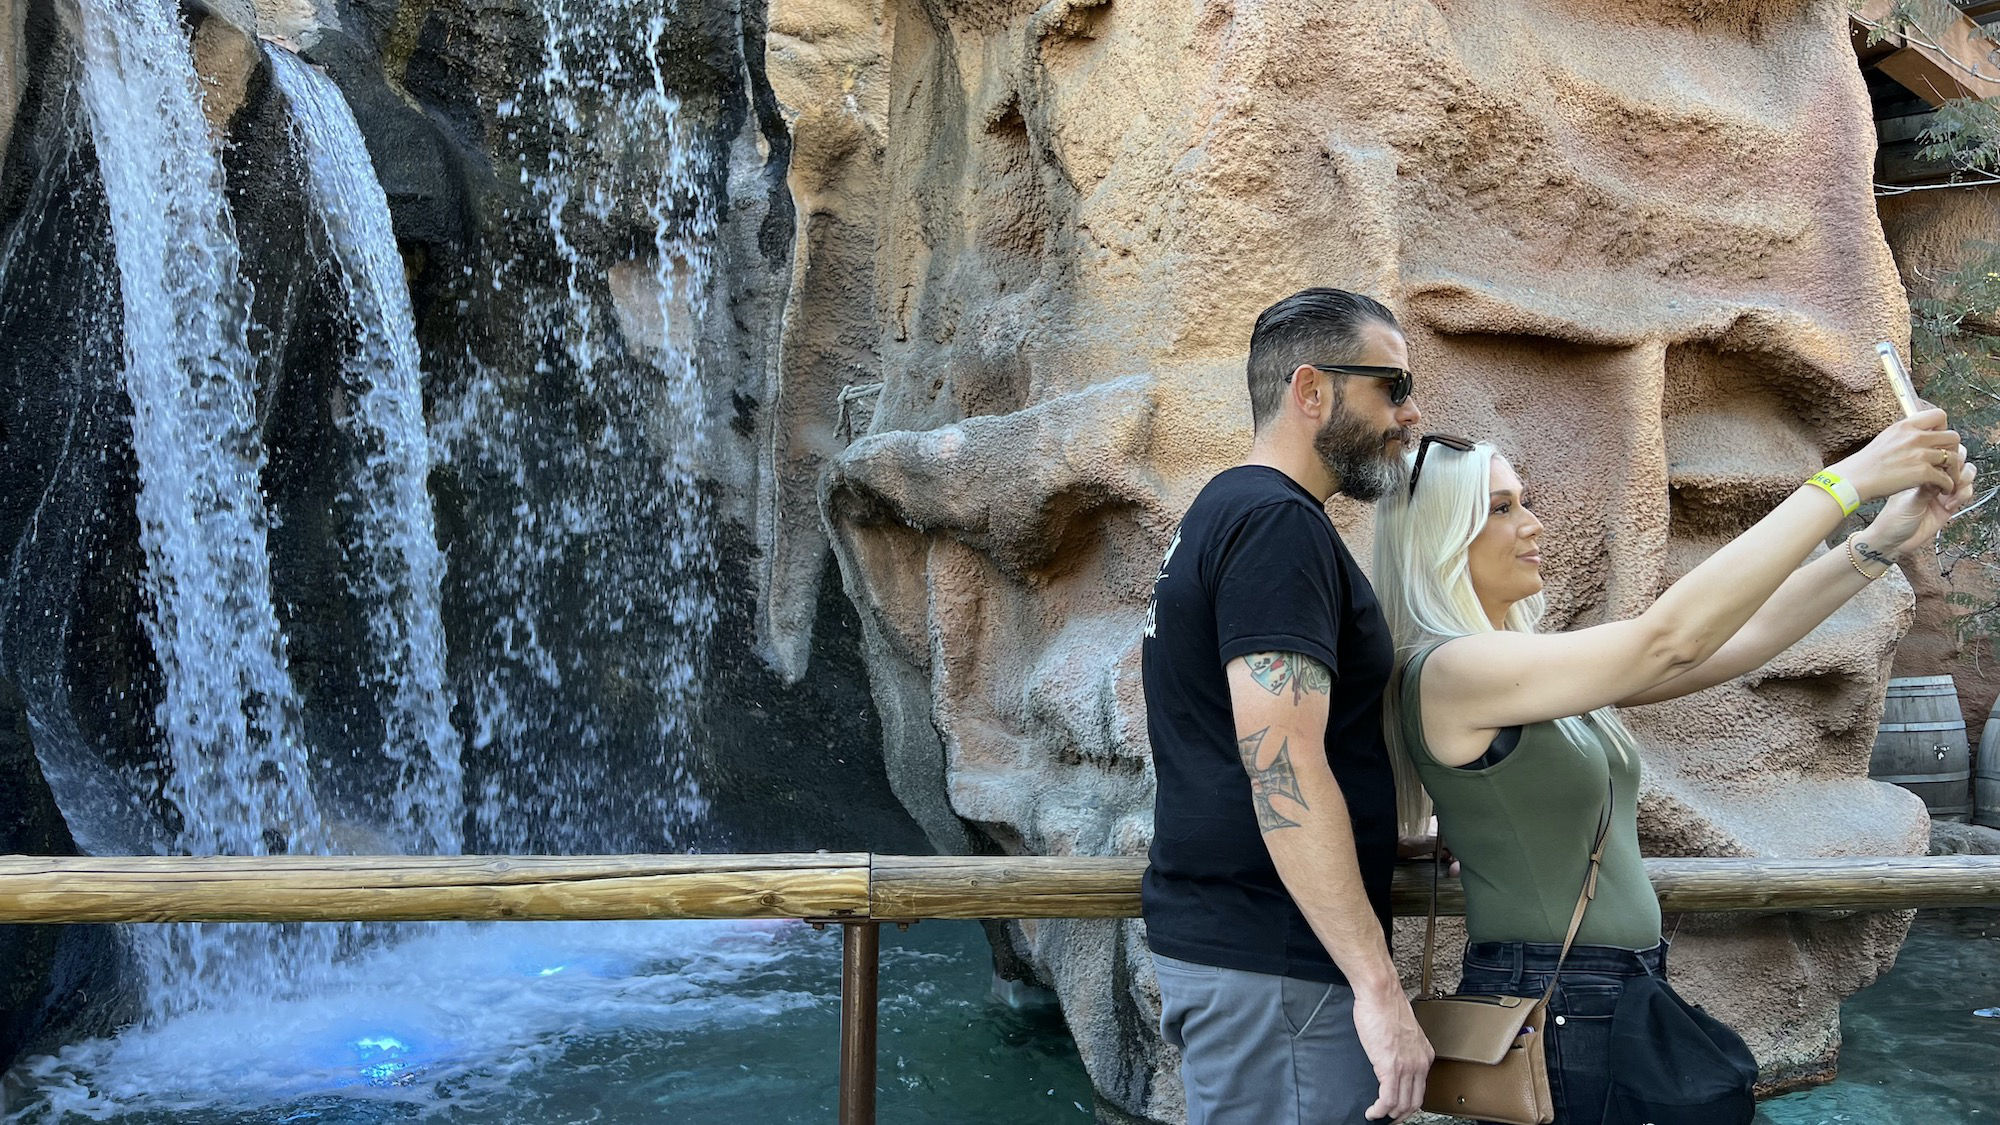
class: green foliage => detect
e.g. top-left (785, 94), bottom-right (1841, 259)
top-left (1869, 0), bottom-right (1990, 48)
top-left (1910, 236), bottom-right (2000, 647)
top-left (1865, 0), bottom-right (1975, 48)
top-left (1859, 4), bottom-right (2000, 646)
top-left (1914, 99), bottom-right (2000, 185)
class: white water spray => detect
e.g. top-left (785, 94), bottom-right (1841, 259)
top-left (436, 0), bottom-right (718, 852)
top-left (266, 46), bottom-right (463, 856)
top-left (73, 0), bottom-right (335, 1018)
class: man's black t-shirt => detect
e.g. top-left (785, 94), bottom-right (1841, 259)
top-left (1140, 465), bottom-right (1397, 984)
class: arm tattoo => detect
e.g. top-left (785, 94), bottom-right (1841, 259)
top-left (1244, 651), bottom-right (1333, 703)
top-left (1237, 727), bottom-right (1308, 832)
top-left (1854, 539), bottom-right (1896, 570)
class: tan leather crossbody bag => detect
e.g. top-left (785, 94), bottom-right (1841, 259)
top-left (1410, 788), bottom-right (1612, 1125)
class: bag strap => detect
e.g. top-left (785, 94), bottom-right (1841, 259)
top-left (1537, 783), bottom-right (1614, 1008)
top-left (1418, 779), bottom-right (1614, 1001)
top-left (1401, 640), bottom-right (1452, 1000)
top-left (1421, 847), bottom-right (1440, 996)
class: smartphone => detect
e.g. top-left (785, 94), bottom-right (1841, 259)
top-left (1876, 341), bottom-right (1924, 419)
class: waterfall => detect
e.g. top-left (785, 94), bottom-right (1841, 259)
top-left (265, 47), bottom-right (463, 857)
top-left (63, 0), bottom-right (711, 921)
top-left (435, 0), bottom-right (719, 852)
top-left (72, 0), bottom-right (335, 1017)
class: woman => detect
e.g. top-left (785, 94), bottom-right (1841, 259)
top-left (1372, 411), bottom-right (1973, 1124)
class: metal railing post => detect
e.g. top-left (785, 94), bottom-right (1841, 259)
top-left (837, 921), bottom-right (880, 1125)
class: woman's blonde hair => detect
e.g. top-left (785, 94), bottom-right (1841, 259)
top-left (1373, 440), bottom-right (1641, 839)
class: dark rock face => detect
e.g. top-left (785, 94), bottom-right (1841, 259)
top-left (0, 672), bottom-right (131, 1064)
top-left (0, 0), bottom-right (155, 853)
top-left (302, 0), bottom-right (911, 856)
top-left (0, 0), bottom-right (909, 1072)
top-left (695, 514), bottom-right (927, 854)
top-left (0, 273), bottom-right (135, 1062)
top-left (0, 0), bottom-right (151, 1068)
top-left (0, 680), bottom-right (131, 1068)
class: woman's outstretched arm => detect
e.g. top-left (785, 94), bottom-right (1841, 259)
top-left (1620, 464), bottom-right (1976, 706)
top-left (1421, 412), bottom-right (1961, 743)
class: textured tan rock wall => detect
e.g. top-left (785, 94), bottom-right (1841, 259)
top-left (251, 0), bottom-right (332, 48)
top-left (1, 0), bottom-right (23, 164)
top-left (193, 0), bottom-right (340, 133)
top-left (190, 1), bottom-right (261, 132)
top-left (764, 0), bottom-right (895, 677)
top-left (772, 0), bottom-right (1929, 1117)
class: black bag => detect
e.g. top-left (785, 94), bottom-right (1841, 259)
top-left (1603, 973), bottom-right (1757, 1125)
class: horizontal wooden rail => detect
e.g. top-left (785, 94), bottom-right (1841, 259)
top-left (872, 855), bottom-right (1144, 919)
top-left (872, 855), bottom-right (2000, 918)
top-left (1641, 855), bottom-right (2000, 913)
top-left (0, 854), bottom-right (871, 923)
top-left (1, 853), bottom-right (1997, 924)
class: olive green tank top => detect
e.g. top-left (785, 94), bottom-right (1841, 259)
top-left (1399, 642), bottom-right (1662, 950)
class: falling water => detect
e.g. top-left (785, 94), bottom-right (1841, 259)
top-left (72, 0), bottom-right (334, 1016)
top-left (265, 47), bottom-right (463, 856)
top-left (435, 0), bottom-right (718, 851)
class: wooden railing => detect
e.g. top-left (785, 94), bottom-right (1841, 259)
top-left (8, 853), bottom-right (2000, 922)
top-left (5, 852), bottom-right (1999, 1123)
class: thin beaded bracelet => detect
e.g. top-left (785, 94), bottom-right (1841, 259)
top-left (1846, 533), bottom-right (1892, 581)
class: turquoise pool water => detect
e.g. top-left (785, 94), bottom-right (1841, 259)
top-left (1757, 908), bottom-right (1998, 1125)
top-left (1, 919), bottom-right (1093, 1124)
top-left (4, 910), bottom-right (1991, 1123)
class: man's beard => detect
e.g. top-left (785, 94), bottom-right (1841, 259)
top-left (1314, 407), bottom-right (1405, 504)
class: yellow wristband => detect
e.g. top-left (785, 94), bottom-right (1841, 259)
top-left (1807, 470), bottom-right (1861, 516)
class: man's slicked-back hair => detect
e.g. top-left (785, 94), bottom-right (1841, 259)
top-left (1246, 288), bottom-right (1400, 431)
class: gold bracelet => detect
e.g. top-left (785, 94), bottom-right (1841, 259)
top-left (1847, 534), bottom-right (1891, 581)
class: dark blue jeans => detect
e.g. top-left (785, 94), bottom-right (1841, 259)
top-left (1454, 939), bottom-right (1668, 1125)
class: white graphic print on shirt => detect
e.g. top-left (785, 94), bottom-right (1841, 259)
top-left (1143, 525), bottom-right (1182, 639)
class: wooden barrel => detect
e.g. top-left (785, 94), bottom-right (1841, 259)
top-left (1872, 675), bottom-right (1972, 822)
top-left (1977, 697), bottom-right (2000, 828)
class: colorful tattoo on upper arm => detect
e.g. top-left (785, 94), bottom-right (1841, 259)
top-left (1243, 651), bottom-right (1333, 703)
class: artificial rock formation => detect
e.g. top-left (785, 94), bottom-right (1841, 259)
top-left (768, 0), bottom-right (1931, 1118)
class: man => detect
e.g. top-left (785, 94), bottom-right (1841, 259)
top-left (1141, 288), bottom-right (1432, 1123)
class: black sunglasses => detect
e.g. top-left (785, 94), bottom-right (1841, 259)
top-left (1289, 364), bottom-right (1415, 406)
top-left (1408, 433), bottom-right (1477, 497)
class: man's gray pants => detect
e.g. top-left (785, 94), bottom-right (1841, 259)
top-left (1154, 953), bottom-right (1378, 1125)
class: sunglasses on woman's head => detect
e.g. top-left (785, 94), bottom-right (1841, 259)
top-left (1408, 433), bottom-right (1477, 498)
top-left (1288, 364), bottom-right (1415, 406)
